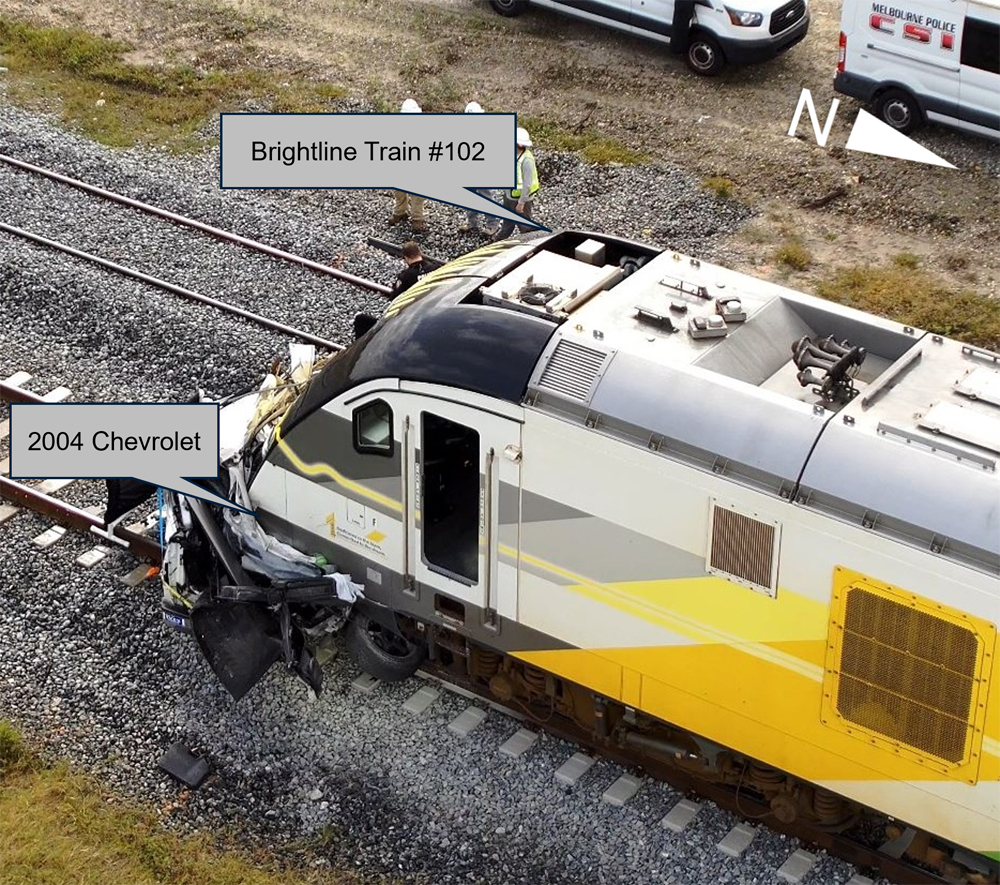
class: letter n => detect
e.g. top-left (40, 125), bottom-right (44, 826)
top-left (787, 89), bottom-right (840, 147)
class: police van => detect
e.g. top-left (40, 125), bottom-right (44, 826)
top-left (488, 0), bottom-right (810, 76)
top-left (834, 0), bottom-right (1000, 138)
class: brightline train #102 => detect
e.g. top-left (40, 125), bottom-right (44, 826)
top-left (108, 230), bottom-right (1000, 880)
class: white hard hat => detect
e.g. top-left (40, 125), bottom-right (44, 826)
top-left (400, 98), bottom-right (422, 113)
top-left (464, 101), bottom-right (484, 113)
top-left (516, 127), bottom-right (532, 147)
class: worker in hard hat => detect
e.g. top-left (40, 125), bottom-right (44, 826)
top-left (389, 98), bottom-right (428, 233)
top-left (493, 127), bottom-right (540, 241)
top-left (459, 101), bottom-right (500, 237)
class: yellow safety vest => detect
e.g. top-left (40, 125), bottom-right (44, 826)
top-left (511, 149), bottom-right (540, 199)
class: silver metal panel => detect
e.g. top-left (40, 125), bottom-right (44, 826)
top-left (955, 365), bottom-right (1000, 407)
top-left (799, 421), bottom-right (1000, 556)
top-left (587, 353), bottom-right (828, 482)
top-left (480, 250), bottom-right (619, 318)
top-left (512, 238), bottom-right (999, 564)
top-left (918, 401), bottom-right (1000, 453)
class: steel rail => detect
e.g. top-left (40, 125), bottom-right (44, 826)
top-left (0, 221), bottom-right (344, 352)
top-left (1, 382), bottom-right (162, 561)
top-left (0, 476), bottom-right (162, 562)
top-left (367, 236), bottom-right (446, 270)
top-left (0, 152), bottom-right (391, 296)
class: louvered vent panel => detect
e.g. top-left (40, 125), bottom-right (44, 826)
top-left (836, 588), bottom-right (978, 764)
top-left (709, 506), bottom-right (777, 592)
top-left (536, 340), bottom-right (607, 401)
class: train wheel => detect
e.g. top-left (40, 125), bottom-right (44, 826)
top-left (346, 613), bottom-right (426, 682)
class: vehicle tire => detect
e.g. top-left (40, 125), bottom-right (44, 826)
top-left (346, 613), bottom-right (426, 682)
top-left (490, 0), bottom-right (528, 16)
top-left (686, 33), bottom-right (726, 76)
top-left (874, 88), bottom-right (922, 134)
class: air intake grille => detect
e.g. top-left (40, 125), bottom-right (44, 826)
top-left (708, 504), bottom-right (778, 595)
top-left (536, 339), bottom-right (608, 401)
top-left (836, 587), bottom-right (978, 764)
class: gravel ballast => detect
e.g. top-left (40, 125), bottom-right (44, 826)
top-left (1, 98), bottom-right (871, 884)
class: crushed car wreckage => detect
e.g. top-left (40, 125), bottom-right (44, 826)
top-left (107, 344), bottom-right (396, 700)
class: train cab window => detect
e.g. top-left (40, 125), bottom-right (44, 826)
top-left (353, 400), bottom-right (393, 456)
top-left (421, 413), bottom-right (479, 584)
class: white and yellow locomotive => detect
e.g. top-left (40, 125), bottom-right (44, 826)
top-left (158, 231), bottom-right (1000, 874)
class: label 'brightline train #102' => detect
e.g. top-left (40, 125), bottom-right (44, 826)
top-left (219, 112), bottom-right (543, 230)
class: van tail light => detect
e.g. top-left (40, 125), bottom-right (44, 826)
top-left (837, 32), bottom-right (846, 71)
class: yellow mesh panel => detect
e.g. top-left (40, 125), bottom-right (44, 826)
top-left (836, 586), bottom-right (978, 764)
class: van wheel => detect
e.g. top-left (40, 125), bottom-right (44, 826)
top-left (875, 89), bottom-right (922, 133)
top-left (346, 613), bottom-right (426, 682)
top-left (686, 34), bottom-right (726, 76)
top-left (490, 0), bottom-right (528, 15)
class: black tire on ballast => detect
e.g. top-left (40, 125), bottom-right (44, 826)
top-left (874, 88), bottom-right (922, 134)
top-left (490, 0), bottom-right (528, 16)
top-left (346, 613), bottom-right (427, 682)
top-left (686, 32), bottom-right (726, 76)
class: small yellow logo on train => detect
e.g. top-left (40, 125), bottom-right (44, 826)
top-left (366, 529), bottom-right (386, 544)
top-left (325, 512), bottom-right (337, 538)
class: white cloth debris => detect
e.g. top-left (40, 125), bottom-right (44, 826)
top-left (218, 392), bottom-right (262, 462)
top-left (329, 572), bottom-right (364, 602)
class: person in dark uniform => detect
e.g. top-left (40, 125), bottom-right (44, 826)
top-left (672, 0), bottom-right (696, 55)
top-left (353, 241), bottom-right (430, 340)
top-left (389, 240), bottom-right (428, 298)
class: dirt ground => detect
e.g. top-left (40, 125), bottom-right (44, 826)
top-left (6, 0), bottom-right (999, 296)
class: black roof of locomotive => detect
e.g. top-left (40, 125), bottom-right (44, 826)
top-left (282, 270), bottom-right (557, 435)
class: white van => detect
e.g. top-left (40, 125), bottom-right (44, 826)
top-left (834, 0), bottom-right (1000, 138)
top-left (488, 0), bottom-right (810, 76)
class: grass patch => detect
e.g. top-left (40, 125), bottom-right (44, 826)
top-left (0, 720), bottom-right (30, 775)
top-left (519, 116), bottom-right (648, 165)
top-left (774, 238), bottom-right (812, 271)
top-left (0, 722), bottom-right (361, 885)
top-left (702, 176), bottom-right (734, 199)
top-left (892, 251), bottom-right (920, 269)
top-left (0, 17), bottom-right (346, 151)
top-left (816, 265), bottom-right (1000, 351)
top-left (740, 223), bottom-right (774, 245)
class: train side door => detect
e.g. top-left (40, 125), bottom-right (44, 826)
top-left (403, 398), bottom-right (521, 630)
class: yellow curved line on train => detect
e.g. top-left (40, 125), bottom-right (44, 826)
top-left (274, 426), bottom-right (403, 514)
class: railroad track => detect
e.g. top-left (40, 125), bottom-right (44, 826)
top-left (1, 369), bottom-right (964, 885)
top-left (0, 152), bottom-right (388, 302)
top-left (0, 151), bottom-right (398, 354)
top-left (1, 374), bottom-right (161, 570)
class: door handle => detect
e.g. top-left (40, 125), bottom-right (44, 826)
top-left (482, 446), bottom-right (499, 632)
